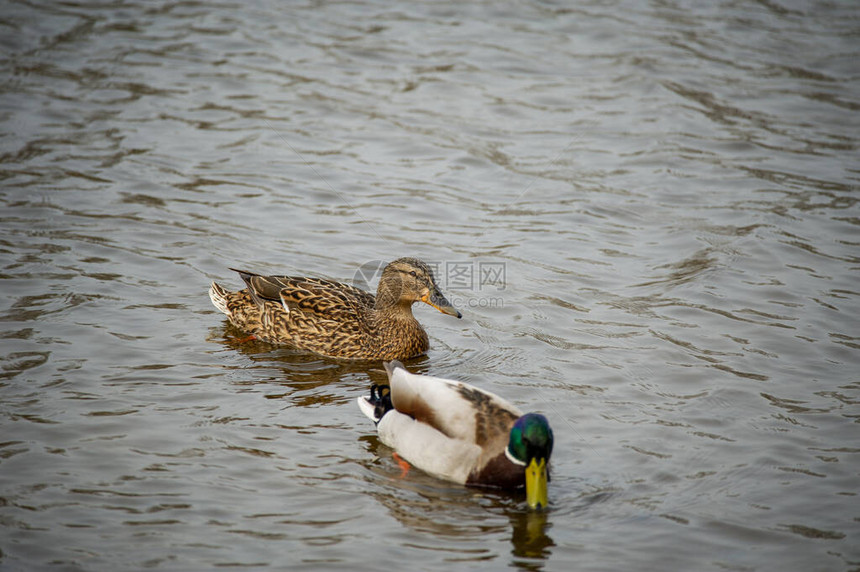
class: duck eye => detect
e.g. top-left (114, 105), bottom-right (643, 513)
top-left (409, 270), bottom-right (417, 277)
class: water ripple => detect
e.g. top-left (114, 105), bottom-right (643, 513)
top-left (1, 1), bottom-right (858, 571)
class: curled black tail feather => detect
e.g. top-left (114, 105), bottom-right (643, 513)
top-left (369, 384), bottom-right (393, 422)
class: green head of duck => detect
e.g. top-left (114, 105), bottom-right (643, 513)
top-left (507, 413), bottom-right (554, 510)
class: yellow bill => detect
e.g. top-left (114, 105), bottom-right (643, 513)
top-left (525, 457), bottom-right (548, 509)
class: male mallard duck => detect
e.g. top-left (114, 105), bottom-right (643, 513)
top-left (358, 361), bottom-right (554, 509)
top-left (208, 257), bottom-right (461, 361)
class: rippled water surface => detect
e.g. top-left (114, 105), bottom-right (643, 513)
top-left (2, 1), bottom-right (859, 570)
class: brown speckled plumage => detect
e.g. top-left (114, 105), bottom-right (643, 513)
top-left (209, 258), bottom-right (461, 361)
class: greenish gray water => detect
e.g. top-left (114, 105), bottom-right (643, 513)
top-left (1, 1), bottom-right (858, 570)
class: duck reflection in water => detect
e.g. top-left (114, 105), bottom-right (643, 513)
top-left (207, 325), bottom-right (430, 405)
top-left (509, 508), bottom-right (555, 565)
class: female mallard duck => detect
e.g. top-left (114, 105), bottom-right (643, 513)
top-left (208, 257), bottom-right (461, 361)
top-left (358, 361), bottom-right (554, 509)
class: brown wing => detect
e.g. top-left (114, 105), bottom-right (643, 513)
top-left (456, 384), bottom-right (520, 449)
top-left (232, 269), bottom-right (375, 317)
top-left (386, 362), bottom-right (521, 447)
top-left (280, 277), bottom-right (376, 319)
